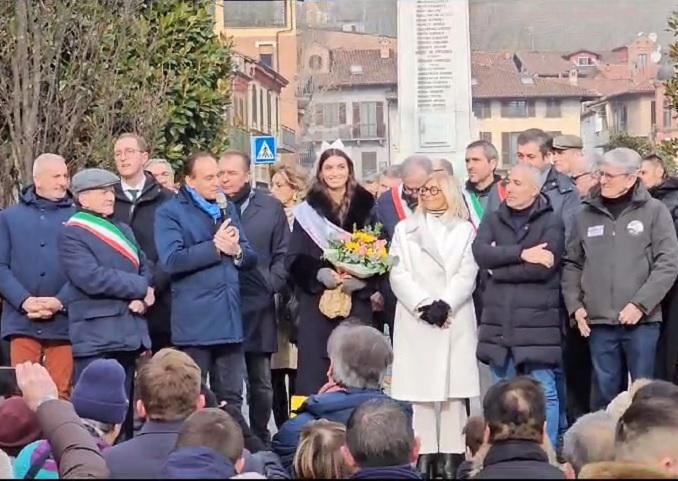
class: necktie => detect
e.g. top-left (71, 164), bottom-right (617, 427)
top-left (128, 189), bottom-right (139, 201)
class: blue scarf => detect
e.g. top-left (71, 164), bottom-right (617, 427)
top-left (185, 186), bottom-right (222, 222)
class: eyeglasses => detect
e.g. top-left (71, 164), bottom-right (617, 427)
top-left (114, 148), bottom-right (144, 159)
top-left (403, 185), bottom-right (420, 195)
top-left (571, 172), bottom-right (593, 182)
top-left (595, 170), bottom-right (631, 181)
top-left (418, 186), bottom-right (441, 196)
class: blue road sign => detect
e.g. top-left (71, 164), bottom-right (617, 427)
top-left (251, 135), bottom-right (277, 165)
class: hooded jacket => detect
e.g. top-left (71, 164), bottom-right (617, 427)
top-left (0, 186), bottom-right (75, 341)
top-left (271, 388), bottom-right (411, 472)
top-left (562, 182), bottom-right (678, 325)
top-left (162, 447), bottom-right (237, 479)
top-left (650, 176), bottom-right (678, 234)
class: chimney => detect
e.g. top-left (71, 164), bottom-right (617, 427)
top-left (569, 68), bottom-right (578, 86)
top-left (379, 39), bottom-right (390, 59)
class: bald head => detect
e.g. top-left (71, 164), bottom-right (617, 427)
top-left (32, 154), bottom-right (69, 201)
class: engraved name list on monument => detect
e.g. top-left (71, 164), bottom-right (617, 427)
top-left (415, 0), bottom-right (456, 149)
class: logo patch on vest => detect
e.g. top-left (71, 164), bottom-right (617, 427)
top-left (626, 220), bottom-right (644, 236)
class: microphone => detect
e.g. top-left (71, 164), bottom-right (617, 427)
top-left (216, 191), bottom-right (230, 223)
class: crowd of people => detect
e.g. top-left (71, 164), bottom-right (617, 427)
top-left (0, 128), bottom-right (677, 479)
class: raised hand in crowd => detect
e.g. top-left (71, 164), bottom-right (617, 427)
top-left (16, 361), bottom-right (58, 411)
top-left (520, 242), bottom-right (555, 268)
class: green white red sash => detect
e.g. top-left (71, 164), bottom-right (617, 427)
top-left (66, 211), bottom-right (140, 268)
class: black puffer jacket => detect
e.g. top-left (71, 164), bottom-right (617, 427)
top-left (472, 195), bottom-right (565, 369)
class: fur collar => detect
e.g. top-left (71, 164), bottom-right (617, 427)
top-left (306, 184), bottom-right (375, 231)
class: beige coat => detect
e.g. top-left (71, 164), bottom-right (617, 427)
top-left (389, 213), bottom-right (480, 402)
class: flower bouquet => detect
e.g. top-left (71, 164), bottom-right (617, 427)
top-left (323, 224), bottom-right (397, 279)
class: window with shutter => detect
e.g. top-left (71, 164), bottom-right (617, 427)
top-left (314, 104), bottom-right (323, 126)
top-left (527, 100), bottom-right (535, 117)
top-left (501, 132), bottom-right (510, 165)
top-left (339, 103), bottom-right (346, 124)
top-left (352, 103), bottom-right (360, 138)
top-left (376, 102), bottom-right (385, 138)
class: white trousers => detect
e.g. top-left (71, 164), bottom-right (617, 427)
top-left (413, 399), bottom-right (467, 454)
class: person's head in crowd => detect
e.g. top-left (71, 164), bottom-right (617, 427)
top-left (639, 153), bottom-right (670, 190)
top-left (0, 397), bottom-right (41, 456)
top-left (465, 140), bottom-right (499, 189)
top-left (32, 153), bottom-right (70, 202)
top-left (136, 348), bottom-right (205, 423)
top-left (400, 155), bottom-right (433, 210)
top-left (606, 378), bottom-right (652, 421)
top-left (293, 420), bottom-right (349, 479)
top-left (483, 376), bottom-right (547, 445)
top-left (433, 158), bottom-right (454, 176)
top-left (417, 173), bottom-right (470, 221)
top-left (571, 151), bottom-right (601, 197)
top-left (632, 379), bottom-right (678, 404)
top-left (362, 173), bottom-right (380, 198)
top-left (342, 398), bottom-right (419, 473)
top-left (505, 164), bottom-right (542, 210)
top-left (463, 416), bottom-right (486, 460)
top-left (517, 128), bottom-right (553, 172)
top-left (598, 148), bottom-right (641, 199)
top-left (326, 323), bottom-right (392, 390)
top-left (270, 161), bottom-right (308, 208)
top-left (561, 411), bottom-right (616, 477)
top-left (378, 165), bottom-right (402, 195)
top-left (311, 148), bottom-right (358, 221)
top-left (552, 135), bottom-right (583, 176)
top-left (146, 158), bottom-right (176, 191)
top-left (164, 408), bottom-right (246, 478)
top-left (615, 395), bottom-right (678, 475)
top-left (71, 359), bottom-right (129, 445)
top-left (218, 151), bottom-right (251, 200)
top-left (71, 168), bottom-right (119, 217)
top-left (182, 151), bottom-right (220, 201)
top-left (114, 133), bottom-right (149, 184)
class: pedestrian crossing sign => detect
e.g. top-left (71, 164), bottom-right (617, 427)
top-left (251, 135), bottom-right (277, 165)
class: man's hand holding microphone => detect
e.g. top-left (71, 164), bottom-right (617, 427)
top-left (214, 219), bottom-right (242, 257)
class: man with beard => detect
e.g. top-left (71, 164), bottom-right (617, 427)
top-left (639, 153), bottom-right (678, 383)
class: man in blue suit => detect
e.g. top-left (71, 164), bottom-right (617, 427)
top-left (155, 152), bottom-right (256, 411)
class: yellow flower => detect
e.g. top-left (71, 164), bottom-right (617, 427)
top-left (353, 231), bottom-right (376, 244)
top-left (366, 248), bottom-right (374, 257)
top-left (378, 246), bottom-right (387, 259)
top-left (346, 241), bottom-right (360, 252)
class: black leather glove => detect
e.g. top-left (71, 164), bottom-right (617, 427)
top-left (418, 300), bottom-right (451, 327)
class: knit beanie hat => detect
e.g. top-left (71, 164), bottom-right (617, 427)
top-left (71, 359), bottom-right (128, 425)
top-left (0, 397), bottom-right (41, 456)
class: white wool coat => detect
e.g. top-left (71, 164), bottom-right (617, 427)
top-left (389, 213), bottom-right (481, 402)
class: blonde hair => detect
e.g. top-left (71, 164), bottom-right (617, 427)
top-left (270, 161), bottom-right (309, 202)
top-left (417, 173), bottom-right (470, 221)
top-left (293, 420), bottom-right (349, 479)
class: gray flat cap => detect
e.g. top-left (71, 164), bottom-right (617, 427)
top-left (553, 134), bottom-right (583, 150)
top-left (71, 168), bottom-right (119, 195)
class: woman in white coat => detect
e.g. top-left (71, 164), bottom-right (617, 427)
top-left (389, 173), bottom-right (480, 479)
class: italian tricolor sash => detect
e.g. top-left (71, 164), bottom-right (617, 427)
top-left (66, 211), bottom-right (140, 269)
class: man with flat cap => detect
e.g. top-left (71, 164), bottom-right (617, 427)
top-left (552, 134), bottom-right (583, 177)
top-left (58, 168), bottom-right (154, 439)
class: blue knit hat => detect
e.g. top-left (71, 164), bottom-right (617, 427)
top-left (71, 359), bottom-right (128, 425)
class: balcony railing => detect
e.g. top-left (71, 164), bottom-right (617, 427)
top-left (280, 126), bottom-right (296, 152)
top-left (228, 127), bottom-right (250, 153)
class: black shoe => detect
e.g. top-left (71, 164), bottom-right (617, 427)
top-left (417, 453), bottom-right (436, 479)
top-left (438, 453), bottom-right (464, 480)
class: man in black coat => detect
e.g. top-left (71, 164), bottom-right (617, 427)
top-left (219, 151), bottom-right (290, 446)
top-left (472, 164), bottom-right (565, 450)
top-left (639, 153), bottom-right (678, 383)
top-left (475, 376), bottom-right (565, 479)
top-left (112, 133), bottom-right (174, 352)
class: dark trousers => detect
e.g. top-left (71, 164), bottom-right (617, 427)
top-left (74, 350), bottom-right (139, 442)
top-left (564, 326), bottom-right (594, 422)
top-left (271, 368), bottom-right (296, 428)
top-left (245, 352), bottom-right (273, 445)
top-left (183, 344), bottom-right (245, 410)
top-left (589, 323), bottom-right (660, 409)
